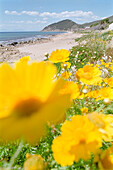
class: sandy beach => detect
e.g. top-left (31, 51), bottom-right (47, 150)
top-left (0, 32), bottom-right (82, 62)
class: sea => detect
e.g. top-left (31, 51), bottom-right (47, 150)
top-left (0, 31), bottom-right (65, 45)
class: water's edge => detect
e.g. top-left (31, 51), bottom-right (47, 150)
top-left (0, 31), bottom-right (65, 45)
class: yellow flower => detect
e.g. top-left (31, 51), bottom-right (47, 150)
top-left (61, 71), bottom-right (72, 79)
top-left (98, 87), bottom-right (113, 100)
top-left (81, 107), bottom-right (88, 114)
top-left (104, 77), bottom-right (113, 87)
top-left (95, 64), bottom-right (99, 68)
top-left (20, 56), bottom-right (30, 62)
top-left (23, 154), bottom-right (46, 170)
top-left (61, 62), bottom-right (71, 69)
top-left (87, 112), bottom-right (113, 141)
top-left (104, 63), bottom-right (110, 68)
top-left (100, 60), bottom-right (105, 66)
top-left (0, 61), bottom-right (71, 143)
top-left (59, 81), bottom-right (80, 100)
top-left (96, 147), bottom-right (113, 170)
top-left (49, 49), bottom-right (70, 63)
top-left (52, 115), bottom-right (102, 166)
top-left (110, 65), bottom-right (113, 71)
top-left (87, 90), bottom-right (100, 99)
top-left (75, 64), bottom-right (102, 85)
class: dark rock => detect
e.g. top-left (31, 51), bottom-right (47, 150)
top-left (10, 42), bottom-right (18, 46)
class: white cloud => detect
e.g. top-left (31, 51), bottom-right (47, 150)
top-left (5, 10), bottom-right (98, 19)
top-left (26, 20), bottom-right (47, 24)
top-left (10, 21), bottom-right (24, 23)
top-left (43, 17), bottom-right (48, 21)
top-left (21, 11), bottom-right (39, 16)
top-left (101, 16), bottom-right (107, 20)
top-left (39, 10), bottom-right (99, 20)
top-left (9, 20), bottom-right (47, 24)
top-left (5, 10), bottom-right (20, 15)
top-left (4, 10), bottom-right (99, 22)
top-left (35, 20), bottom-right (47, 23)
top-left (5, 10), bottom-right (39, 16)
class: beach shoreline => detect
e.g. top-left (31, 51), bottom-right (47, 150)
top-left (0, 32), bottom-right (82, 62)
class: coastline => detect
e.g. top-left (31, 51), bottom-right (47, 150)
top-left (0, 32), bottom-right (82, 62)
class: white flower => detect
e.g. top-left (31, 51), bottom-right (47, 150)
top-left (101, 68), bottom-right (108, 77)
top-left (102, 56), bottom-right (108, 61)
top-left (103, 98), bottom-right (111, 104)
top-left (82, 89), bottom-right (88, 94)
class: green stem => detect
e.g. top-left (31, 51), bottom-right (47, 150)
top-left (79, 84), bottom-right (85, 93)
top-left (7, 140), bottom-right (24, 170)
top-left (95, 104), bottom-right (105, 112)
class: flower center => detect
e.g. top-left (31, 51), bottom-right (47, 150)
top-left (83, 73), bottom-right (93, 80)
top-left (12, 98), bottom-right (42, 118)
top-left (80, 138), bottom-right (86, 144)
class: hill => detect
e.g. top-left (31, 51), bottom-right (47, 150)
top-left (82, 15), bottom-right (113, 28)
top-left (42, 15), bottom-right (113, 32)
top-left (42, 19), bottom-right (79, 32)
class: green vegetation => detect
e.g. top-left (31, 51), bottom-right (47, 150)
top-left (100, 18), bottom-right (110, 25)
top-left (90, 23), bottom-right (99, 28)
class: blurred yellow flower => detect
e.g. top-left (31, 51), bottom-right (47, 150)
top-left (0, 61), bottom-right (71, 143)
top-left (100, 60), bottom-right (105, 66)
top-left (98, 87), bottom-right (113, 100)
top-left (97, 148), bottom-right (113, 170)
top-left (52, 115), bottom-right (102, 166)
top-left (62, 71), bottom-right (72, 79)
top-left (20, 56), bottom-right (30, 62)
top-left (49, 49), bottom-right (70, 63)
top-left (87, 112), bottom-right (113, 141)
top-left (87, 90), bottom-right (100, 99)
top-left (59, 81), bottom-right (80, 100)
top-left (61, 62), bottom-right (71, 69)
top-left (95, 64), bottom-right (99, 68)
top-left (81, 107), bottom-right (88, 114)
top-left (75, 64), bottom-right (102, 85)
top-left (110, 65), bottom-right (113, 71)
top-left (104, 77), bottom-right (113, 87)
top-left (104, 63), bottom-right (110, 68)
top-left (23, 154), bottom-right (46, 170)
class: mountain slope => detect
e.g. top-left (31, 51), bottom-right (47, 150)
top-left (42, 19), bottom-right (79, 31)
top-left (42, 15), bottom-right (113, 32)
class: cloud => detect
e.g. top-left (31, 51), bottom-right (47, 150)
top-left (5, 10), bottom-right (98, 19)
top-left (5, 10), bottom-right (20, 15)
top-left (9, 20), bottom-right (47, 24)
top-left (39, 10), bottom-right (99, 20)
top-left (35, 20), bottom-right (47, 24)
top-left (5, 10), bottom-right (39, 16)
top-left (4, 10), bottom-right (99, 22)
top-left (21, 11), bottom-right (39, 16)
top-left (10, 21), bottom-right (24, 23)
top-left (101, 16), bottom-right (107, 20)
top-left (43, 17), bottom-right (48, 21)
top-left (26, 20), bottom-right (47, 24)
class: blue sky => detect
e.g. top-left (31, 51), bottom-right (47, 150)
top-left (0, 0), bottom-right (113, 31)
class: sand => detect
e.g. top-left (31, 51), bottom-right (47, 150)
top-left (0, 32), bottom-right (82, 63)
top-left (17, 32), bottom-right (83, 61)
top-left (1, 31), bottom-right (113, 63)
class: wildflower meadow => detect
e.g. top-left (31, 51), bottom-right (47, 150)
top-left (0, 31), bottom-right (113, 170)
